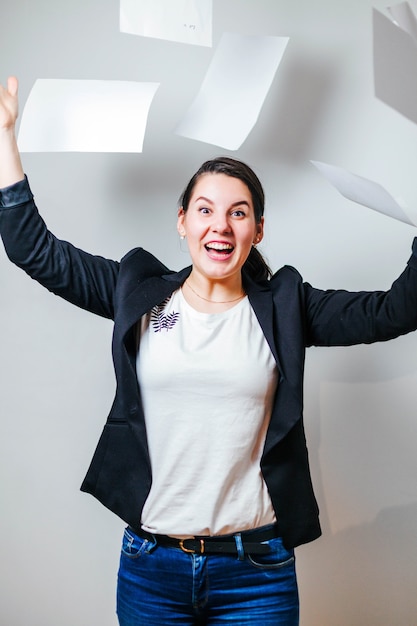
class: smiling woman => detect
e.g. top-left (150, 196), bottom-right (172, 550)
top-left (2, 77), bottom-right (417, 626)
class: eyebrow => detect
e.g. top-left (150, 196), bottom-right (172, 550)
top-left (194, 196), bottom-right (251, 208)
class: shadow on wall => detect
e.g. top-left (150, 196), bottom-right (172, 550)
top-left (299, 339), bottom-right (417, 625)
top-left (299, 501), bottom-right (417, 625)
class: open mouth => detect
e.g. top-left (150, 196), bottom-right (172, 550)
top-left (205, 242), bottom-right (234, 256)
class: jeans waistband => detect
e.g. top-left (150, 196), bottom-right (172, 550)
top-left (129, 523), bottom-right (281, 555)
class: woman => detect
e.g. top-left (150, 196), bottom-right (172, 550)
top-left (1, 76), bottom-right (417, 625)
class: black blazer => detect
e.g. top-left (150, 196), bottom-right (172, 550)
top-left (2, 177), bottom-right (417, 548)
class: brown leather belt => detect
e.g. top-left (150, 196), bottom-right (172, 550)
top-left (129, 523), bottom-right (281, 555)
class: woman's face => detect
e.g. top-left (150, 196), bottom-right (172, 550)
top-left (177, 173), bottom-right (263, 284)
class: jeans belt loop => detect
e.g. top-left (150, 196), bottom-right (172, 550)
top-left (144, 532), bottom-right (158, 554)
top-left (234, 533), bottom-right (245, 561)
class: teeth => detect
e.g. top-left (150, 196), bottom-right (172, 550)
top-left (206, 243), bottom-right (233, 251)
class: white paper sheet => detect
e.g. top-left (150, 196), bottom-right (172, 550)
top-left (373, 4), bottom-right (417, 125)
top-left (120, 0), bottom-right (212, 47)
top-left (175, 32), bottom-right (289, 150)
top-left (17, 79), bottom-right (159, 153)
top-left (388, 0), bottom-right (417, 39)
top-left (311, 160), bottom-right (415, 226)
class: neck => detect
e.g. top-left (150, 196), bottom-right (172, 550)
top-left (184, 273), bottom-right (245, 306)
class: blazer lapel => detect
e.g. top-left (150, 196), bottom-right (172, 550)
top-left (245, 278), bottom-right (283, 377)
top-left (117, 266), bottom-right (192, 342)
top-left (245, 277), bottom-right (299, 455)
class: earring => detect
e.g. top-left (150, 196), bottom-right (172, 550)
top-left (179, 231), bottom-right (186, 240)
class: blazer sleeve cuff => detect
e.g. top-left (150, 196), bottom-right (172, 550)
top-left (0, 175), bottom-right (33, 209)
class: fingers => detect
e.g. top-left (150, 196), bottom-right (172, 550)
top-left (6, 76), bottom-right (18, 97)
top-left (0, 76), bottom-right (19, 129)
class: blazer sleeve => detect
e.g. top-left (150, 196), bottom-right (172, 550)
top-left (0, 176), bottom-right (119, 320)
top-left (303, 238), bottom-right (417, 346)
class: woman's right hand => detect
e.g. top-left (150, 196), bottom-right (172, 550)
top-left (0, 76), bottom-right (24, 187)
top-left (0, 76), bottom-right (19, 131)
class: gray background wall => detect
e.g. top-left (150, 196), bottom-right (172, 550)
top-left (1, 1), bottom-right (417, 624)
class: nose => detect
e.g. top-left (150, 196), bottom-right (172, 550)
top-left (212, 214), bottom-right (231, 234)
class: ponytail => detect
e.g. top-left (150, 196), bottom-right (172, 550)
top-left (243, 246), bottom-right (272, 282)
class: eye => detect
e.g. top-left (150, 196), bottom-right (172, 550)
top-left (198, 206), bottom-right (211, 214)
top-left (231, 209), bottom-right (246, 217)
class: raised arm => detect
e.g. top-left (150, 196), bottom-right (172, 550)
top-left (303, 240), bottom-right (417, 347)
top-left (0, 76), bottom-right (24, 187)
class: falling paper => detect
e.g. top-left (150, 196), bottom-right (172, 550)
top-left (388, 0), bottom-right (417, 39)
top-left (311, 160), bottom-right (415, 226)
top-left (120, 0), bottom-right (212, 47)
top-left (17, 79), bottom-right (160, 153)
top-left (175, 32), bottom-right (289, 150)
top-left (373, 4), bottom-right (417, 125)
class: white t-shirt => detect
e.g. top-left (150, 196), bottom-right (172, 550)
top-left (136, 288), bottom-right (278, 537)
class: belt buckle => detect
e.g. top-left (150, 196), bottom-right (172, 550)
top-left (179, 538), bottom-right (205, 554)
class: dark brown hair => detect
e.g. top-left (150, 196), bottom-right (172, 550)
top-left (179, 157), bottom-right (272, 281)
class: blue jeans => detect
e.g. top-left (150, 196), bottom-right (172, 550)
top-left (117, 527), bottom-right (299, 625)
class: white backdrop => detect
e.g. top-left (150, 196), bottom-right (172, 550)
top-left (1, 1), bottom-right (417, 624)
